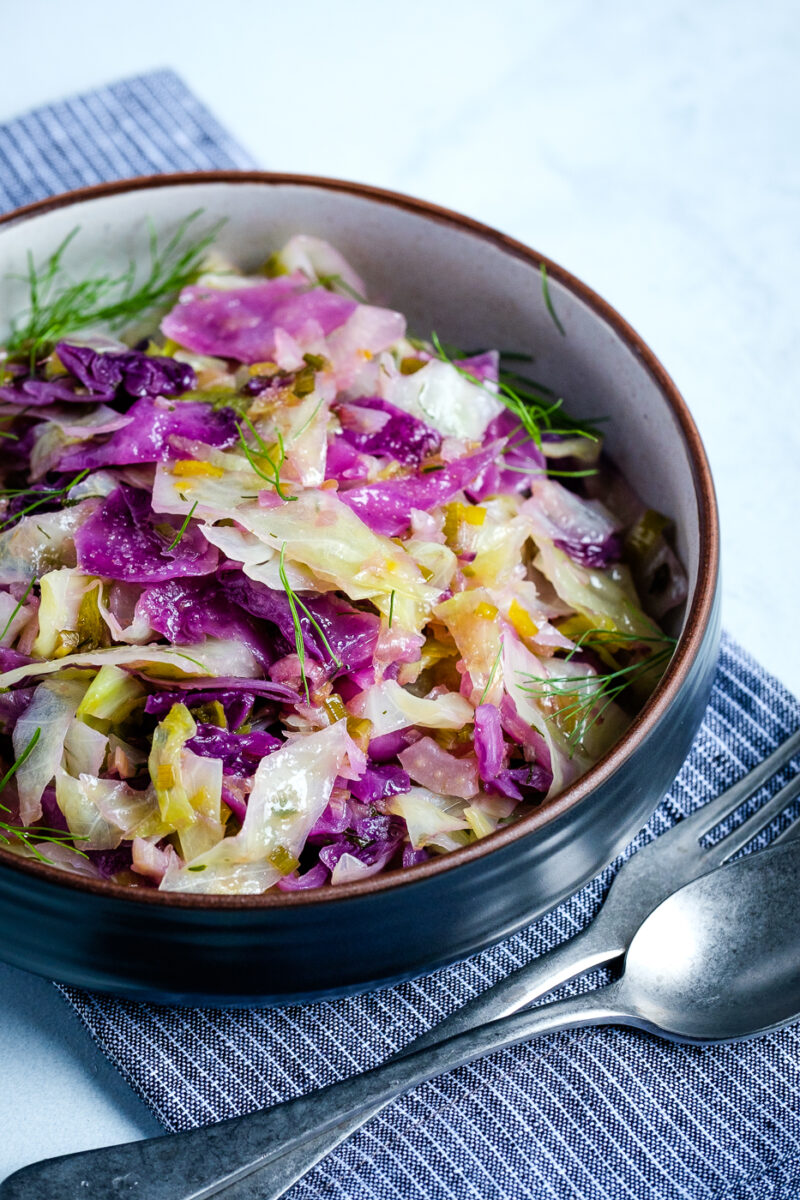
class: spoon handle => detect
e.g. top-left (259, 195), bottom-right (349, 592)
top-left (228, 916), bottom-right (626, 1200)
top-left (0, 984), bottom-right (628, 1200)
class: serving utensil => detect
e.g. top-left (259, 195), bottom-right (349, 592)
top-left (2, 731), bottom-right (798, 1200)
top-left (231, 726), bottom-right (800, 1200)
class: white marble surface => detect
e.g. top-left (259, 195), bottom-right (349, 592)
top-left (0, 0), bottom-right (798, 1185)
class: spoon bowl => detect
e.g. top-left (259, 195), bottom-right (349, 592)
top-left (623, 840), bottom-right (800, 1041)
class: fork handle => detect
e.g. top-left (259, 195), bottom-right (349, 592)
top-left (0, 983), bottom-right (628, 1200)
top-left (227, 911), bottom-right (625, 1200)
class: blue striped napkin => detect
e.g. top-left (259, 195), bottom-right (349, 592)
top-left (0, 69), bottom-right (254, 211)
top-left (3, 70), bottom-right (800, 1200)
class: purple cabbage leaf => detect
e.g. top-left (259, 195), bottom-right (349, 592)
top-left (338, 441), bottom-right (503, 537)
top-left (56, 343), bottom-right (196, 400)
top-left (161, 275), bottom-right (357, 364)
top-left (74, 485), bottom-right (218, 583)
top-left (58, 395), bottom-right (238, 471)
top-left (218, 568), bottom-right (379, 675)
top-left (336, 397), bottom-right (440, 466)
top-left (136, 578), bottom-right (275, 668)
top-left (187, 723), bottom-right (281, 776)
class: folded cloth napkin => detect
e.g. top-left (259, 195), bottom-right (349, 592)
top-left (0, 69), bottom-right (254, 211)
top-left (2, 72), bottom-right (800, 1200)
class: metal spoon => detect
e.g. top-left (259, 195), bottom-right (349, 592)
top-left (4, 838), bottom-right (800, 1200)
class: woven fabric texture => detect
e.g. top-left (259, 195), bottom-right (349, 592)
top-left (2, 71), bottom-right (800, 1200)
top-left (0, 68), bottom-right (254, 213)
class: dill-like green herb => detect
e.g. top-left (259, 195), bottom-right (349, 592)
top-left (540, 262), bottom-right (566, 337)
top-left (519, 628), bottom-right (676, 746)
top-left (0, 821), bottom-right (87, 865)
top-left (237, 416), bottom-right (297, 502)
top-left (165, 649), bottom-right (209, 671)
top-left (479, 643), bottom-right (504, 705)
top-left (496, 370), bottom-right (603, 441)
top-left (289, 582), bottom-right (342, 667)
top-left (0, 726), bottom-right (40, 789)
top-left (315, 272), bottom-right (368, 304)
top-left (278, 541), bottom-right (343, 705)
top-left (388, 590), bottom-right (395, 630)
top-left (5, 212), bottom-right (223, 363)
top-left (0, 727), bottom-right (87, 864)
top-left (568, 627), bottom-right (677, 655)
top-left (165, 501), bottom-right (198, 551)
top-left (292, 397), bottom-right (324, 440)
top-left (0, 411), bottom-right (22, 443)
top-left (429, 333), bottom-right (605, 462)
top-left (0, 577), bottom-right (35, 642)
top-left (278, 542), bottom-right (310, 703)
top-left (501, 462), bottom-right (599, 479)
top-left (431, 331), bottom-right (542, 448)
top-left (0, 468), bottom-right (89, 533)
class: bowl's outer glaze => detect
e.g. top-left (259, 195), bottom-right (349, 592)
top-left (0, 174), bottom-right (720, 1005)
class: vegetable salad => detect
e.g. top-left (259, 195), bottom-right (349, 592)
top-left (0, 223), bottom-right (687, 894)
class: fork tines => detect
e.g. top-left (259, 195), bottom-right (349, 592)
top-left (690, 727), bottom-right (800, 865)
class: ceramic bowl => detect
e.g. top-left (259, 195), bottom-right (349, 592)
top-left (0, 173), bottom-right (720, 1004)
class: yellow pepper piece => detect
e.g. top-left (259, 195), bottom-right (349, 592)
top-left (508, 599), bottom-right (539, 638)
top-left (464, 804), bottom-right (495, 839)
top-left (268, 845), bottom-right (301, 876)
top-left (44, 353), bottom-right (68, 379)
top-left (443, 501), bottom-right (486, 544)
top-left (53, 630), bottom-right (81, 658)
top-left (323, 695), bottom-right (347, 724)
top-left (156, 762), bottom-right (177, 790)
top-left (149, 703), bottom-right (197, 828)
top-left (190, 700), bottom-right (227, 728)
top-left (173, 460), bottom-right (225, 479)
top-left (399, 356), bottom-right (425, 375)
top-left (346, 716), bottom-right (373, 752)
top-left (474, 602), bottom-right (499, 620)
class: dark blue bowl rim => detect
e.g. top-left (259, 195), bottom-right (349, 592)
top-left (0, 170), bottom-right (720, 909)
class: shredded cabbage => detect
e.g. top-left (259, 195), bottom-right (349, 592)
top-left (159, 719), bottom-right (359, 894)
top-left (13, 679), bottom-right (87, 824)
top-left (0, 228), bottom-right (684, 890)
top-left (379, 358), bottom-right (503, 440)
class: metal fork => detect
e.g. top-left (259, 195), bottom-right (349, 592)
top-left (232, 727), bottom-right (800, 1200)
top-left (4, 731), bottom-right (799, 1200)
